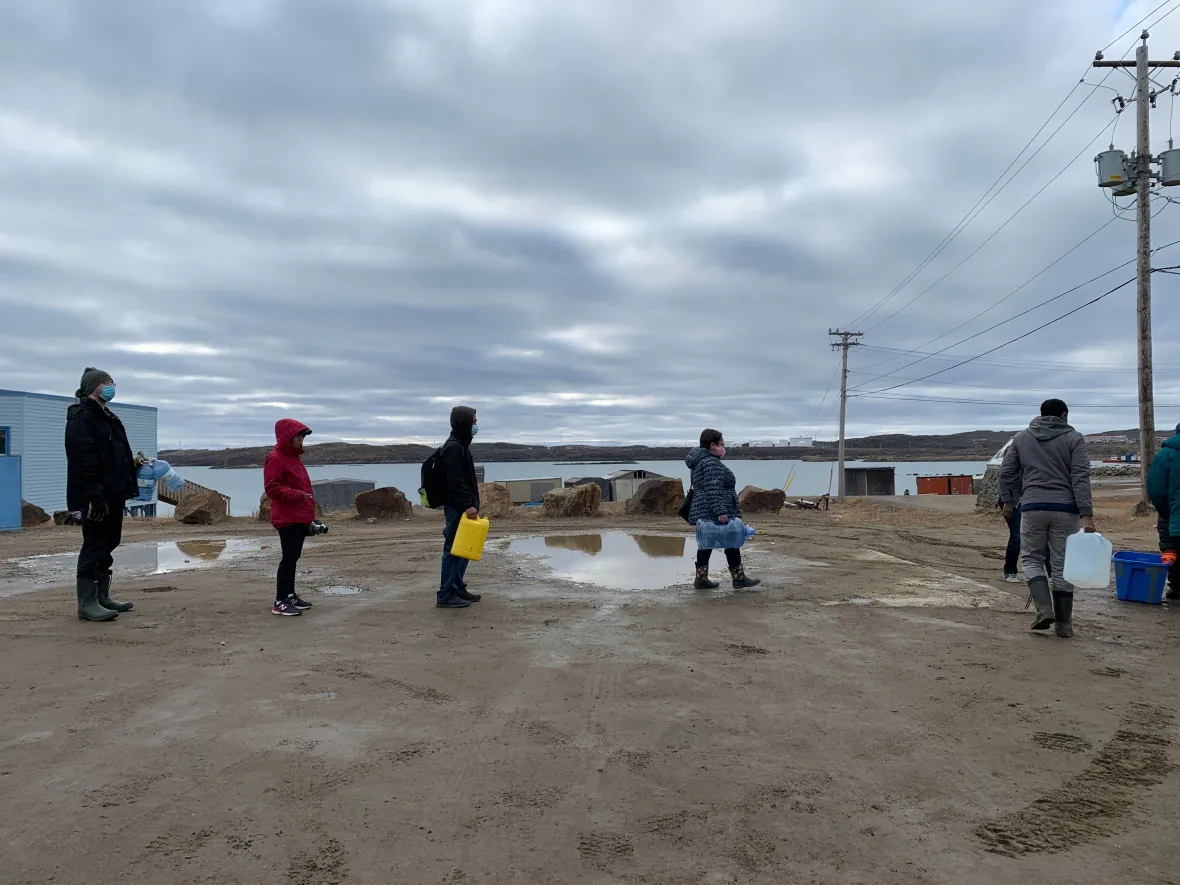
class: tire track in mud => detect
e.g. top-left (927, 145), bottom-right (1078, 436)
top-left (976, 702), bottom-right (1176, 856)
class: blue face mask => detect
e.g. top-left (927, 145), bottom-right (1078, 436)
top-left (99, 385), bottom-right (116, 402)
top-left (471, 424), bottom-right (479, 437)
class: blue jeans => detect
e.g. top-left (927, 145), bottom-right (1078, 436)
top-left (439, 506), bottom-right (471, 603)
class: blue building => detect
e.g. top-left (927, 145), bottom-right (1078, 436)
top-left (0, 389), bottom-right (157, 515)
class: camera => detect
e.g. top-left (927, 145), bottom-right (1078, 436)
top-left (307, 520), bottom-right (329, 536)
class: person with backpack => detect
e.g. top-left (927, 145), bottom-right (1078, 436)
top-left (1146, 423), bottom-right (1180, 600)
top-left (263, 418), bottom-right (318, 616)
top-left (433, 406), bottom-right (482, 609)
top-left (999, 399), bottom-right (1095, 638)
top-left (65, 367), bottom-right (139, 622)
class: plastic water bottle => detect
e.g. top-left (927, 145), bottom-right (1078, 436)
top-left (154, 460), bottom-right (184, 493)
top-left (134, 463), bottom-right (156, 502)
top-left (695, 517), bottom-right (755, 550)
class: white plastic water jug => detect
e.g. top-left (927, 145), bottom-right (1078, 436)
top-left (1062, 530), bottom-right (1113, 589)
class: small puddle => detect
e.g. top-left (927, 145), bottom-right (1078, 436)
top-left (507, 532), bottom-right (692, 591)
top-left (1, 538), bottom-right (265, 596)
top-left (318, 585), bottom-right (365, 596)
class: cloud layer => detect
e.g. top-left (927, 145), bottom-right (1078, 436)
top-left (3, 0), bottom-right (1180, 447)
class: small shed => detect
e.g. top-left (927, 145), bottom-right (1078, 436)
top-left (916, 475), bottom-right (975, 496)
top-left (567, 476), bottom-right (612, 501)
top-left (501, 477), bottom-right (563, 505)
top-left (0, 389), bottom-right (157, 515)
top-left (844, 466), bottom-right (895, 497)
top-left (312, 477), bottom-right (376, 512)
top-left (474, 465), bottom-right (486, 484)
top-left (606, 469), bottom-right (670, 502)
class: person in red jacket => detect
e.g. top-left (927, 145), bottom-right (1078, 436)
top-left (264, 418), bottom-right (317, 616)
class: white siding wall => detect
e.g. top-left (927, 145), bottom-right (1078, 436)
top-left (20, 395), bottom-right (69, 513)
top-left (0, 393), bottom-right (157, 514)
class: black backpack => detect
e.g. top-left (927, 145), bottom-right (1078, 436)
top-left (419, 445), bottom-right (449, 509)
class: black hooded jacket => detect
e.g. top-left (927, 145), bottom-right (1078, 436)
top-left (440, 406), bottom-right (481, 512)
top-left (64, 398), bottom-right (138, 510)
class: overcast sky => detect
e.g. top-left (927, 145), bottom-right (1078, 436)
top-left (4, 0), bottom-right (1180, 448)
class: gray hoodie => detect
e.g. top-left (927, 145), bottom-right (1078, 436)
top-left (998, 416), bottom-right (1093, 516)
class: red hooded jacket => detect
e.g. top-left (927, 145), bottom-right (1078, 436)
top-left (263, 419), bottom-right (316, 528)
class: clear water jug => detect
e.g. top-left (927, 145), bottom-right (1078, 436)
top-left (1062, 530), bottom-right (1113, 589)
top-left (695, 518), bottom-right (755, 550)
top-left (133, 459), bottom-right (184, 502)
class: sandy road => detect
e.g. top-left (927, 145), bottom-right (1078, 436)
top-left (0, 500), bottom-right (1177, 884)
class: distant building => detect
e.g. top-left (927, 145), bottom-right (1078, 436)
top-left (788, 437), bottom-right (814, 448)
top-left (1087, 434), bottom-right (1130, 443)
top-left (0, 389), bottom-right (157, 514)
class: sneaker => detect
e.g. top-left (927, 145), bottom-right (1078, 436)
top-left (289, 594), bottom-right (313, 610)
top-left (456, 590), bottom-right (481, 602)
top-left (271, 600), bottom-right (303, 616)
top-left (1004, 574), bottom-right (1022, 584)
top-left (436, 595), bottom-right (471, 609)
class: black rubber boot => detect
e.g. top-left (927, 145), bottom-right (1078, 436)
top-left (729, 565), bottom-right (761, 590)
top-left (1028, 577), bottom-right (1055, 631)
top-left (1053, 591), bottom-right (1074, 638)
top-left (77, 579), bottom-right (119, 622)
top-left (96, 575), bottom-right (133, 613)
top-left (694, 566), bottom-right (720, 590)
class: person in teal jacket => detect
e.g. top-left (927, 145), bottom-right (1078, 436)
top-left (1146, 423), bottom-right (1180, 599)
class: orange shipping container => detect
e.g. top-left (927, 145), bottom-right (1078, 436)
top-left (916, 476), bottom-right (951, 495)
top-left (949, 475), bottom-right (974, 496)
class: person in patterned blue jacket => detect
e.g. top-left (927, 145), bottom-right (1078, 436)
top-left (686, 429), bottom-right (760, 590)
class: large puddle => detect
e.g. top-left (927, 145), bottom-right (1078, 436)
top-left (506, 532), bottom-right (694, 591)
top-left (1, 538), bottom-right (266, 596)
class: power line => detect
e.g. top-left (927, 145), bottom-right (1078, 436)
top-left (862, 111), bottom-right (1121, 333)
top-left (850, 238), bottom-right (1180, 392)
top-left (853, 392), bottom-right (1180, 409)
top-left (844, 7), bottom-right (1179, 334)
top-left (854, 275), bottom-right (1139, 397)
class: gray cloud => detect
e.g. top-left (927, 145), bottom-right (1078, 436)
top-left (3, 0), bottom-right (1180, 449)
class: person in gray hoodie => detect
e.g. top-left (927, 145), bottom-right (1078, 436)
top-left (998, 398), bottom-right (1096, 638)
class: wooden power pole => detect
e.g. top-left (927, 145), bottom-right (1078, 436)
top-left (830, 329), bottom-right (863, 500)
top-left (1094, 32), bottom-right (1180, 503)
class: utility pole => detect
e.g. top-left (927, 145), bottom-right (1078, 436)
top-left (1094, 32), bottom-right (1180, 504)
top-left (829, 329), bottom-right (863, 500)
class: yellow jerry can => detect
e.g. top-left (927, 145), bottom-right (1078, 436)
top-left (451, 515), bottom-right (490, 561)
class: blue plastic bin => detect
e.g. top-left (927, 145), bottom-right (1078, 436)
top-left (1112, 551), bottom-right (1169, 605)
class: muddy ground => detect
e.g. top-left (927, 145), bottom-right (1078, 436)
top-left (1, 493), bottom-right (1178, 885)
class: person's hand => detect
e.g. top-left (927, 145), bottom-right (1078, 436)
top-left (87, 500), bottom-right (108, 523)
top-left (1002, 503), bottom-right (1013, 522)
top-left (1082, 516), bottom-right (1097, 534)
top-left (718, 514), bottom-right (729, 524)
top-left (1163, 550), bottom-right (1177, 567)
top-left (465, 507), bottom-right (478, 519)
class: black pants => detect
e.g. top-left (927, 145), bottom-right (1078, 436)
top-left (1156, 516), bottom-right (1179, 590)
top-left (276, 525), bottom-right (306, 602)
top-left (1003, 508), bottom-right (1022, 575)
top-left (697, 548), bottom-right (741, 570)
top-left (77, 507), bottom-right (124, 579)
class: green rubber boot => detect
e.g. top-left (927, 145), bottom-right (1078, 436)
top-left (77, 579), bottom-right (119, 622)
top-left (1028, 577), bottom-right (1055, 631)
top-left (96, 575), bottom-right (133, 613)
top-left (1052, 591), bottom-right (1073, 638)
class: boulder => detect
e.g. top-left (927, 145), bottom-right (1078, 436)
top-left (258, 494), bottom-right (324, 522)
top-left (355, 486), bottom-right (412, 520)
top-left (478, 482), bottom-right (511, 518)
top-left (542, 482), bottom-right (601, 518)
top-left (174, 489), bottom-right (229, 525)
top-left (738, 485), bottom-right (786, 515)
top-left (625, 478), bottom-right (685, 515)
top-left (53, 510), bottom-right (80, 526)
top-left (974, 466), bottom-right (999, 512)
top-left (21, 500), bottom-right (51, 527)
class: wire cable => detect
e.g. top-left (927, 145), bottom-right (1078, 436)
top-left (853, 392), bottom-right (1180, 409)
top-left (853, 275), bottom-right (1138, 398)
top-left (862, 112), bottom-right (1120, 333)
top-left (851, 236), bottom-right (1180, 392)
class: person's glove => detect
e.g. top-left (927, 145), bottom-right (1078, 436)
top-left (86, 500), bottom-right (108, 523)
top-left (1163, 551), bottom-right (1177, 567)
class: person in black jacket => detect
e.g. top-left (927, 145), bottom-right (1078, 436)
top-left (65, 368), bottom-right (138, 621)
top-left (437, 405), bottom-right (482, 609)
